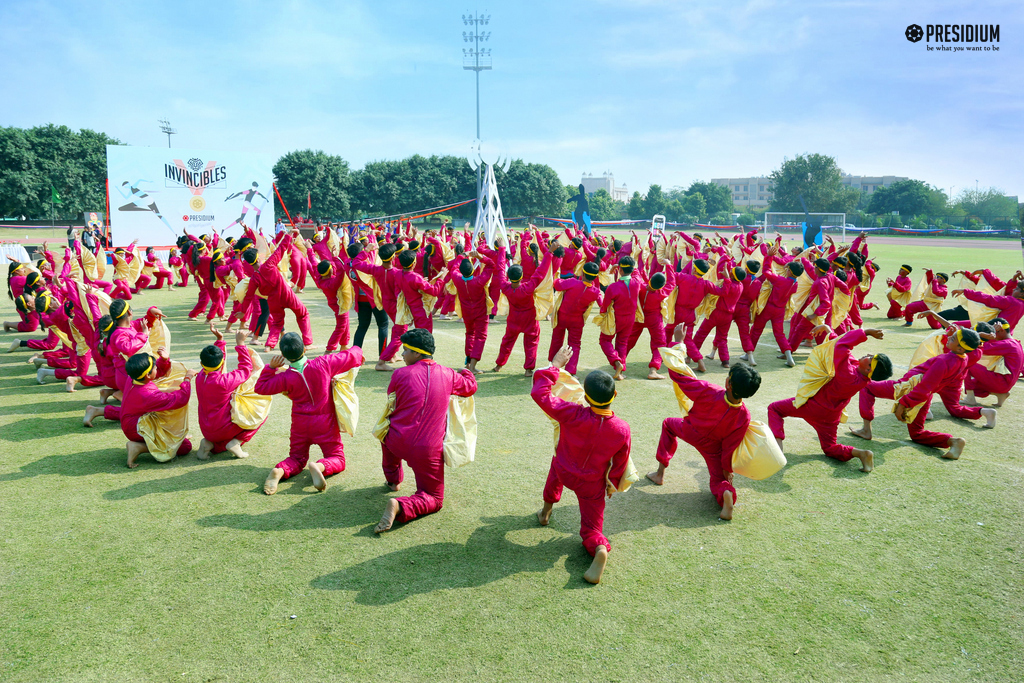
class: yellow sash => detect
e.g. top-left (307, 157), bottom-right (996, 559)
top-left (731, 421), bottom-right (787, 480)
top-left (230, 349), bottom-right (273, 429)
top-left (331, 366), bottom-right (360, 436)
top-left (658, 346), bottom-right (697, 415)
top-left (443, 395), bottom-right (477, 468)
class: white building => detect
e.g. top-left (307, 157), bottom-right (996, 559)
top-left (581, 172), bottom-right (629, 202)
top-left (712, 174), bottom-right (911, 210)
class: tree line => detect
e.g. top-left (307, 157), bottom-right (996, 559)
top-left (2, 125), bottom-right (1018, 229)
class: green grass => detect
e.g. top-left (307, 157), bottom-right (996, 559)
top-left (1, 242), bottom-right (1022, 682)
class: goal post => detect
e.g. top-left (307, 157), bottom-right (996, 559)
top-left (763, 212), bottom-right (847, 244)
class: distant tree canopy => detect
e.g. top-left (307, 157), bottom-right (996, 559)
top-left (0, 124), bottom-right (122, 220)
top-left (343, 155), bottom-right (565, 222)
top-left (768, 153), bottom-right (859, 214)
top-left (866, 179), bottom-right (946, 217)
top-left (273, 149), bottom-right (352, 220)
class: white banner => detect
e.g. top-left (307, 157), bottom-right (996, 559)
top-left (106, 145), bottom-right (275, 247)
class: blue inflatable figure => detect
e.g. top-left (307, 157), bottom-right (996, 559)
top-left (567, 183), bottom-right (592, 235)
top-left (799, 195), bottom-right (823, 250)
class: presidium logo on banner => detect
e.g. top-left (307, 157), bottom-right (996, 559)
top-left (905, 23), bottom-right (1000, 52)
top-left (166, 156), bottom-right (227, 218)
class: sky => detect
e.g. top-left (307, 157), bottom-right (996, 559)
top-left (1, 0), bottom-right (1021, 203)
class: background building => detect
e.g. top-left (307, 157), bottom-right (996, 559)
top-left (711, 176), bottom-right (772, 209)
top-left (581, 172), bottom-right (629, 202)
top-left (711, 174), bottom-right (910, 210)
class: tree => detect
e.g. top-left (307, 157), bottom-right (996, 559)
top-left (494, 160), bottom-right (566, 217)
top-left (867, 179), bottom-right (944, 218)
top-left (767, 153), bottom-right (859, 213)
top-left (626, 191), bottom-right (645, 219)
top-left (586, 189), bottom-right (625, 221)
top-left (684, 181), bottom-right (732, 216)
top-left (641, 184), bottom-right (669, 218)
top-left (0, 124), bottom-right (122, 220)
top-left (737, 213), bottom-right (756, 226)
top-left (273, 150), bottom-right (351, 221)
top-left (681, 192), bottom-right (707, 220)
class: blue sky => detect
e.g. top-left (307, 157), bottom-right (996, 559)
top-left (1, 0), bottom-right (1021, 202)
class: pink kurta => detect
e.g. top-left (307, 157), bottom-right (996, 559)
top-left (531, 366), bottom-right (630, 556)
top-left (196, 341), bottom-right (262, 451)
top-left (382, 359), bottom-right (478, 523)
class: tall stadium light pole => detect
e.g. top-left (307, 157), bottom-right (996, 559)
top-left (463, 11), bottom-right (491, 196)
top-left (158, 118), bottom-right (177, 148)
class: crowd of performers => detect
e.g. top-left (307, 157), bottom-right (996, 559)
top-left (4, 222), bottom-right (1023, 584)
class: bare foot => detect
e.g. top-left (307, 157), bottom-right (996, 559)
top-left (994, 393), bottom-right (1009, 407)
top-left (386, 481), bottom-right (401, 492)
top-left (65, 376), bottom-right (79, 393)
top-left (491, 365), bottom-right (502, 373)
top-left (853, 448), bottom-right (874, 473)
top-left (537, 502), bottom-right (553, 526)
top-left (647, 370), bottom-right (665, 380)
top-left (523, 368), bottom-right (532, 376)
top-left (99, 387), bottom-right (114, 404)
top-left (942, 437), bottom-right (966, 460)
top-left (196, 438), bottom-right (213, 461)
top-left (126, 441), bottom-right (147, 469)
top-left (849, 423), bottom-right (873, 441)
top-left (225, 439), bottom-right (249, 458)
top-left (264, 467), bottom-right (285, 495)
top-left (645, 466), bottom-right (666, 486)
top-left (696, 358), bottom-right (707, 373)
top-left (981, 408), bottom-right (996, 429)
top-left (720, 490), bottom-right (734, 520)
top-left (27, 354), bottom-right (39, 365)
top-left (720, 361), bottom-right (730, 368)
top-left (583, 545), bottom-right (609, 584)
top-left (375, 499), bottom-right (400, 533)
top-left (83, 405), bottom-right (103, 427)
top-left (308, 461), bottom-right (328, 492)
top-left (375, 360), bottom-right (395, 372)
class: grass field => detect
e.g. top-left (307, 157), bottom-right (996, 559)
top-left (1, 241), bottom-right (1022, 682)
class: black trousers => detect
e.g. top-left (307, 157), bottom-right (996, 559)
top-left (353, 301), bottom-right (389, 355)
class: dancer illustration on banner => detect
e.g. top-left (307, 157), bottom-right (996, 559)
top-left (225, 181), bottom-right (269, 231)
top-left (115, 180), bottom-right (175, 234)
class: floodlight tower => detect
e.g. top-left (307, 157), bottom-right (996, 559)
top-left (158, 118), bottom-right (177, 148)
top-left (462, 11), bottom-right (491, 195)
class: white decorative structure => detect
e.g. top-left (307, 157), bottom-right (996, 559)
top-left (467, 138), bottom-right (512, 247)
top-left (472, 163), bottom-right (509, 248)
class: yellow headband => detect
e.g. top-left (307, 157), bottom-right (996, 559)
top-left (132, 356), bottom-right (155, 384)
top-left (584, 391), bottom-right (614, 407)
top-left (40, 293), bottom-right (52, 311)
top-left (509, 274), bottom-right (523, 283)
top-left (693, 264), bottom-right (708, 277)
top-left (202, 357), bottom-right (225, 373)
top-left (869, 355), bottom-right (878, 378)
top-left (403, 343), bottom-right (431, 356)
top-left (112, 305), bottom-right (129, 320)
top-left (899, 267), bottom-right (910, 273)
top-left (954, 327), bottom-right (979, 351)
top-left (744, 262), bottom-right (757, 275)
top-left (101, 319), bottom-right (115, 332)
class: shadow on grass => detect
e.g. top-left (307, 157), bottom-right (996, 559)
top-left (310, 514), bottom-right (584, 604)
top-left (1, 413), bottom-right (120, 441)
top-left (0, 448), bottom-right (125, 481)
top-left (103, 462), bottom-right (268, 499)
top-left (196, 481), bottom-right (387, 532)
